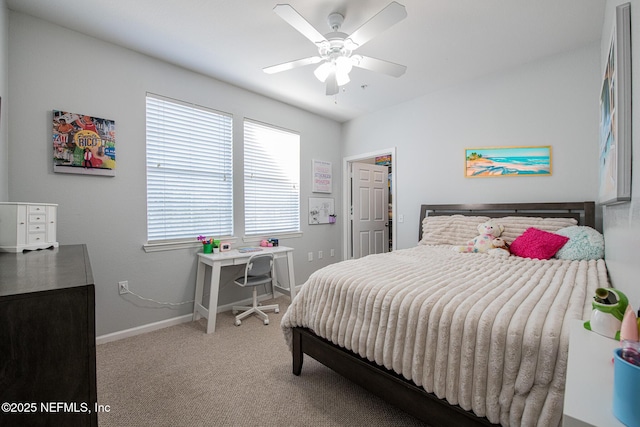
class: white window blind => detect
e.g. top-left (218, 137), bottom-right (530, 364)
top-left (244, 120), bottom-right (300, 236)
top-left (146, 94), bottom-right (233, 243)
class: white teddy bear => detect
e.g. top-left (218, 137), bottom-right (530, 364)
top-left (454, 220), bottom-right (504, 253)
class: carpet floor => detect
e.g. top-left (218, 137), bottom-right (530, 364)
top-left (96, 296), bottom-right (429, 426)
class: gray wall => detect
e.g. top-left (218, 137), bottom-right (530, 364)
top-left (0, 0), bottom-right (8, 201)
top-left (7, 11), bottom-right (342, 336)
top-left (342, 44), bottom-right (601, 249)
top-left (601, 0), bottom-right (640, 307)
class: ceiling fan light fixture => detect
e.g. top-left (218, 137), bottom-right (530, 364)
top-left (314, 61), bottom-right (333, 82)
top-left (267, 3), bottom-right (408, 95)
top-left (326, 72), bottom-right (339, 95)
top-left (335, 56), bottom-right (353, 76)
top-left (335, 69), bottom-right (351, 86)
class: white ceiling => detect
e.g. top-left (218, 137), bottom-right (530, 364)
top-left (6, 0), bottom-right (605, 123)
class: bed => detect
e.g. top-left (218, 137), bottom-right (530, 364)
top-left (281, 202), bottom-right (607, 427)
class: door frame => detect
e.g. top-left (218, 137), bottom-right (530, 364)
top-left (342, 147), bottom-right (397, 260)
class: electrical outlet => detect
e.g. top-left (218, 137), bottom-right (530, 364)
top-left (308, 252), bottom-right (313, 262)
top-left (330, 249), bottom-right (335, 257)
top-left (318, 250), bottom-right (323, 259)
top-left (118, 281), bottom-right (129, 295)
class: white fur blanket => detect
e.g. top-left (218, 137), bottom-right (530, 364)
top-left (281, 245), bottom-right (609, 426)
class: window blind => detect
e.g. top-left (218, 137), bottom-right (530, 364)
top-left (244, 120), bottom-right (300, 236)
top-left (146, 94), bottom-right (233, 243)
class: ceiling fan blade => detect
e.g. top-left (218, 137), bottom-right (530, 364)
top-left (347, 1), bottom-right (407, 49)
top-left (325, 72), bottom-right (339, 95)
top-left (353, 55), bottom-right (407, 77)
top-left (274, 4), bottom-right (328, 45)
top-left (263, 56), bottom-right (322, 74)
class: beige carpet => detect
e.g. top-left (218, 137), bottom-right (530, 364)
top-left (96, 296), bottom-right (429, 426)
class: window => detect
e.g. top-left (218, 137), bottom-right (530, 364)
top-left (146, 94), bottom-right (233, 244)
top-left (244, 120), bottom-right (300, 236)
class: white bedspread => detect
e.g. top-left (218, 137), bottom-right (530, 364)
top-left (281, 245), bottom-right (609, 427)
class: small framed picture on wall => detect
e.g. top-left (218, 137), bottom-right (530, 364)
top-left (312, 159), bottom-right (332, 193)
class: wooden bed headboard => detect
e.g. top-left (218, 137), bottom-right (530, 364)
top-left (419, 201), bottom-right (596, 242)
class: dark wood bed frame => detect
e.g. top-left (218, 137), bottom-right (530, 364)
top-left (291, 201), bottom-right (596, 427)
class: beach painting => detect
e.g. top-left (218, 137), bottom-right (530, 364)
top-left (465, 146), bottom-right (551, 178)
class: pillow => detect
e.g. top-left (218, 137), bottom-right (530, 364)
top-left (498, 216), bottom-right (578, 244)
top-left (420, 215), bottom-right (490, 245)
top-left (554, 226), bottom-right (605, 260)
top-left (510, 227), bottom-right (569, 260)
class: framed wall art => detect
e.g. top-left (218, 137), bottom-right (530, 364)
top-left (599, 3), bottom-right (632, 205)
top-left (312, 159), bottom-right (332, 193)
top-left (53, 110), bottom-right (116, 176)
top-left (308, 197), bottom-right (334, 224)
top-left (464, 146), bottom-right (552, 178)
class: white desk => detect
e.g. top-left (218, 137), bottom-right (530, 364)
top-left (563, 319), bottom-right (624, 427)
top-left (192, 246), bottom-right (296, 334)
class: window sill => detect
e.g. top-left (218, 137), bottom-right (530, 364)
top-left (143, 237), bottom-right (238, 253)
top-left (242, 232), bottom-right (303, 244)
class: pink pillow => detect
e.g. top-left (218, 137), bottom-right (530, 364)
top-left (510, 227), bottom-right (569, 260)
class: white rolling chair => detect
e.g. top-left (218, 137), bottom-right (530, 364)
top-left (232, 253), bottom-right (280, 326)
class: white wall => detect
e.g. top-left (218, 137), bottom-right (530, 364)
top-left (601, 0), bottom-right (640, 308)
top-left (7, 11), bottom-right (342, 336)
top-left (343, 44), bottom-right (601, 249)
top-left (0, 0), bottom-right (8, 201)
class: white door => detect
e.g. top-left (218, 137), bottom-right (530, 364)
top-left (352, 162), bottom-right (389, 258)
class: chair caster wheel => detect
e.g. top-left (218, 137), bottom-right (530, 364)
top-left (275, 308), bottom-right (280, 314)
top-left (235, 319), bottom-right (241, 326)
top-left (263, 319), bottom-right (269, 325)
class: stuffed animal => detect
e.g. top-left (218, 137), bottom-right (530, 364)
top-left (488, 237), bottom-right (510, 257)
top-left (454, 221), bottom-right (504, 253)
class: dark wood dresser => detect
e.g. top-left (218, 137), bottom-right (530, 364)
top-left (0, 244), bottom-right (97, 426)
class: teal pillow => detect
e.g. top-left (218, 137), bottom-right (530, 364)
top-left (554, 226), bottom-right (604, 260)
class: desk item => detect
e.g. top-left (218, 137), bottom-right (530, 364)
top-left (620, 306), bottom-right (639, 342)
top-left (220, 242), bottom-right (232, 252)
top-left (193, 246), bottom-right (296, 334)
top-left (613, 348), bottom-right (640, 426)
top-left (232, 253), bottom-right (280, 326)
top-left (584, 287), bottom-right (629, 340)
top-left (238, 247), bottom-right (263, 253)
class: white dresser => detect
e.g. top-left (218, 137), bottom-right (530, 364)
top-left (0, 202), bottom-right (59, 253)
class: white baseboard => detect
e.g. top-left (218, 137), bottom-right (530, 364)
top-left (96, 313), bottom-right (193, 345)
top-left (96, 288), bottom-right (300, 345)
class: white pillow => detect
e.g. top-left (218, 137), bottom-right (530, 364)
top-left (420, 215), bottom-right (490, 245)
top-left (498, 216), bottom-right (578, 244)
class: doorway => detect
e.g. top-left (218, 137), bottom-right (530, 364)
top-left (343, 148), bottom-right (396, 260)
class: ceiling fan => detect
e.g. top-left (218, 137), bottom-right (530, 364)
top-left (263, 2), bottom-right (408, 96)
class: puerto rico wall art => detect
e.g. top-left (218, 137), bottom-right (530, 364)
top-left (53, 110), bottom-right (116, 176)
